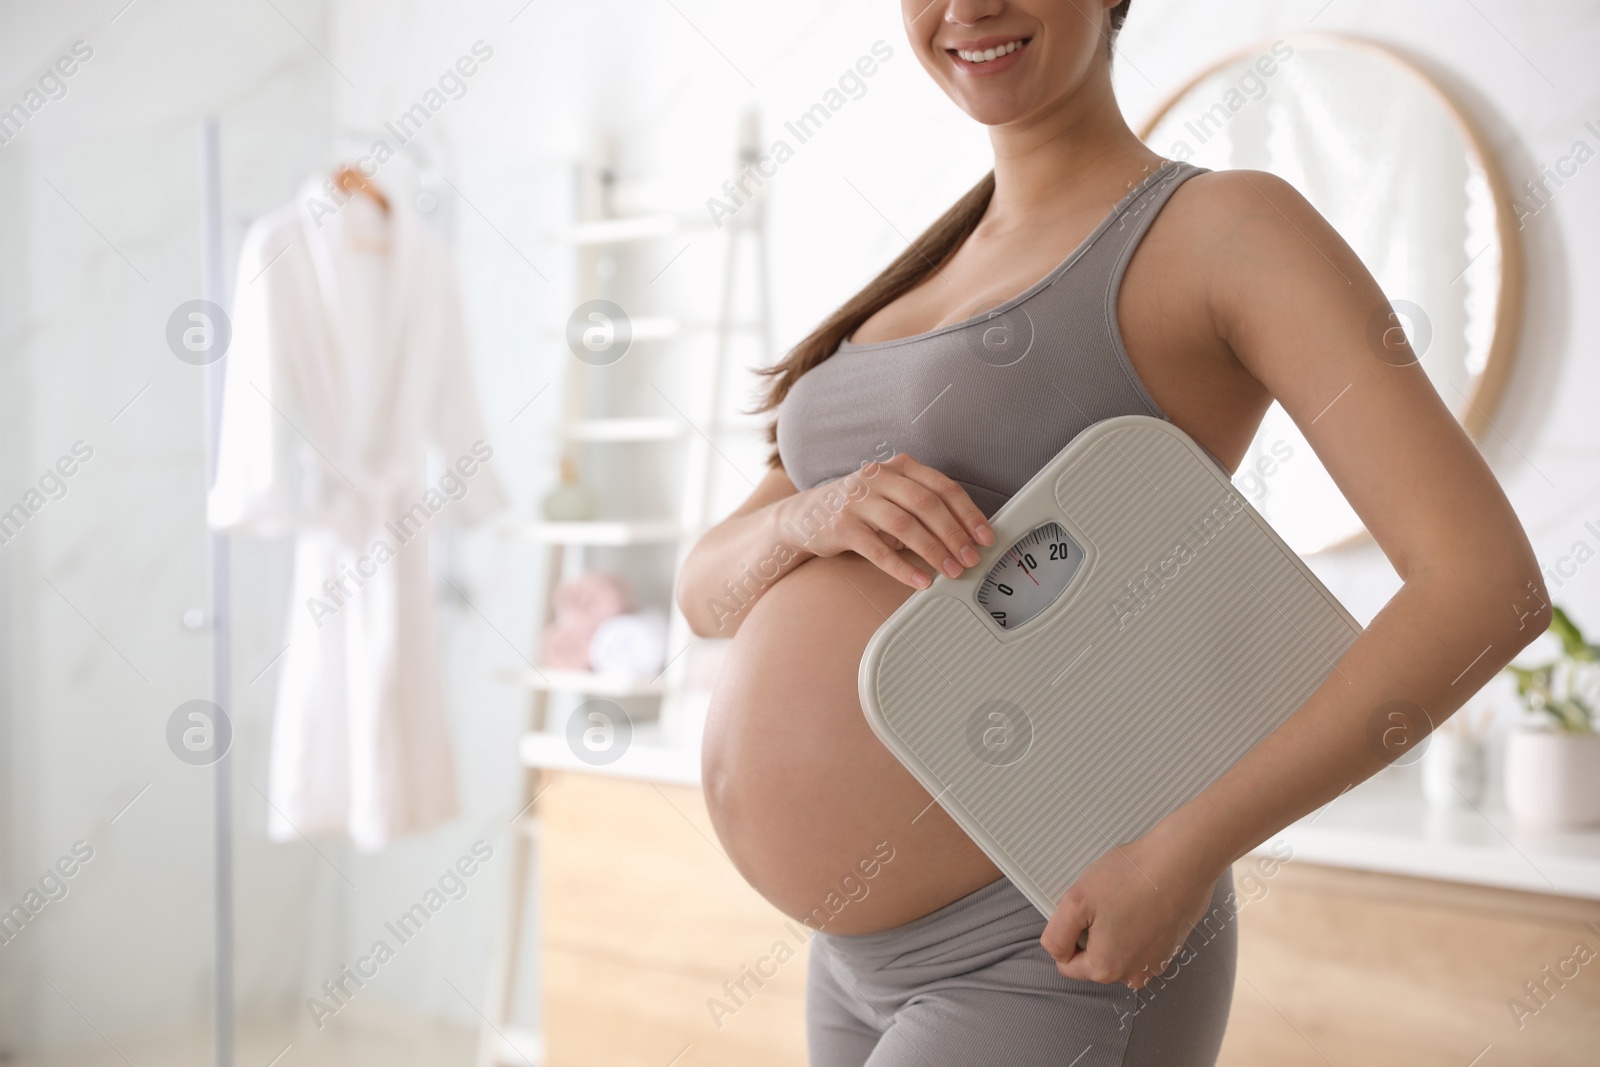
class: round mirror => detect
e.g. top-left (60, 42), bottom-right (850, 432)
top-left (1139, 33), bottom-right (1524, 555)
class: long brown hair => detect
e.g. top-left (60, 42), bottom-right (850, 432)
top-left (751, 0), bottom-right (1134, 470)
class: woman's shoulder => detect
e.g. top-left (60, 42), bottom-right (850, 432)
top-left (1173, 166), bottom-right (1308, 203)
top-left (1124, 163), bottom-right (1370, 357)
top-left (1162, 167), bottom-right (1328, 247)
top-left (1143, 167), bottom-right (1348, 291)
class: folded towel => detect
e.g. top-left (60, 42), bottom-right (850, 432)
top-left (589, 611), bottom-right (668, 678)
top-left (552, 570), bottom-right (632, 626)
top-left (540, 617), bottom-right (600, 671)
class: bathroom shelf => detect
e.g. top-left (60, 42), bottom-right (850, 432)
top-left (500, 519), bottom-right (682, 545)
top-left (554, 416), bottom-right (766, 443)
top-left (558, 418), bottom-right (686, 442)
top-left (479, 114), bottom-right (773, 1067)
top-left (479, 1026), bottom-right (545, 1067)
top-left (626, 315), bottom-right (681, 341)
top-left (497, 666), bottom-right (668, 697)
top-left (550, 212), bottom-right (711, 245)
top-left (541, 319), bottom-right (765, 339)
top-left (716, 415), bottom-right (769, 436)
top-left (518, 728), bottom-right (700, 788)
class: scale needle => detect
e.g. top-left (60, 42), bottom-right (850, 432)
top-left (1012, 549), bottom-right (1041, 585)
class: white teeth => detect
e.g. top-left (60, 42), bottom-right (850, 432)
top-left (957, 39), bottom-right (1022, 64)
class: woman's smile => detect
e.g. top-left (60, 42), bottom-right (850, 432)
top-left (947, 34), bottom-right (1034, 76)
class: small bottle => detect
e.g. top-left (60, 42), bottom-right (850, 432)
top-left (541, 452), bottom-right (597, 521)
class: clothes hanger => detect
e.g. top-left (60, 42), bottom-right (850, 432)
top-left (316, 127), bottom-right (456, 255)
top-left (331, 162), bottom-right (391, 215)
top-left (325, 125), bottom-right (455, 242)
top-left (328, 163), bottom-right (392, 254)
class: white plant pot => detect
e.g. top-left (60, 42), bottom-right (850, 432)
top-left (1421, 733), bottom-right (1485, 808)
top-left (1503, 729), bottom-right (1600, 829)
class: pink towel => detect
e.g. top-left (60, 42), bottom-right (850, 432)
top-left (540, 571), bottom-right (634, 671)
top-left (540, 618), bottom-right (600, 671)
top-left (552, 571), bottom-right (632, 625)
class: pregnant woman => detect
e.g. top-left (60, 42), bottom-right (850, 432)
top-left (678, 2), bottom-right (1547, 1064)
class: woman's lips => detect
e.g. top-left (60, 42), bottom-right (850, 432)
top-left (947, 36), bottom-right (1031, 77)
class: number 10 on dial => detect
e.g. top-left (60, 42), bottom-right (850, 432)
top-left (975, 521), bottom-right (1085, 630)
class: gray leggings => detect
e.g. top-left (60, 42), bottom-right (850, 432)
top-left (805, 870), bottom-right (1237, 1066)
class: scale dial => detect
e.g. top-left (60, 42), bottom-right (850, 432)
top-left (975, 521), bottom-right (1084, 631)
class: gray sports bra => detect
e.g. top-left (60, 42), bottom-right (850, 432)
top-left (776, 159), bottom-right (1210, 518)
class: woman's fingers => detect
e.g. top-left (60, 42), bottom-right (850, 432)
top-left (881, 455), bottom-right (995, 556)
top-left (1047, 889), bottom-right (1140, 986)
top-left (1041, 889), bottom-right (1089, 961)
top-left (800, 456), bottom-right (995, 590)
top-left (1050, 919), bottom-right (1173, 989)
top-left (1056, 941), bottom-right (1124, 986)
top-left (852, 496), bottom-right (967, 580)
top-left (844, 521), bottom-right (934, 589)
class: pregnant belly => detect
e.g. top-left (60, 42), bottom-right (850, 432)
top-left (701, 551), bottom-right (1002, 935)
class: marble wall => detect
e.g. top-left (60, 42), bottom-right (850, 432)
top-left (0, 0), bottom-right (347, 1051)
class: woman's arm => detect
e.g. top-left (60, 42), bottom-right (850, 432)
top-left (676, 464), bottom-right (810, 638)
top-left (1043, 170), bottom-right (1552, 987)
top-left (677, 456), bottom-right (996, 638)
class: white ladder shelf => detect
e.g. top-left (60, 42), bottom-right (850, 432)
top-left (475, 113), bottom-right (773, 1067)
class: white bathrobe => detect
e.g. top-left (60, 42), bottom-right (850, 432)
top-left (209, 175), bottom-right (506, 850)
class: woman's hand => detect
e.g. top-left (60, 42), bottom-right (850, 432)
top-left (775, 453), bottom-right (995, 589)
top-left (1039, 826), bottom-right (1227, 990)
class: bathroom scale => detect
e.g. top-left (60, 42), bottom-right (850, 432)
top-left (858, 415), bottom-right (1363, 921)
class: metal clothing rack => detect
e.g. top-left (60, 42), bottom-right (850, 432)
top-left (193, 121), bottom-right (461, 1067)
top-left (198, 115), bottom-right (234, 1067)
top-left (474, 112), bottom-right (774, 1067)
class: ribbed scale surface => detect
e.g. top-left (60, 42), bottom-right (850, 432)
top-left (863, 419), bottom-right (1362, 917)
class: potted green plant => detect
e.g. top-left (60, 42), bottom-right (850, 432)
top-left (1500, 606), bottom-right (1600, 828)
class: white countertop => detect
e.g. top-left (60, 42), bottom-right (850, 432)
top-left (521, 727), bottom-right (702, 788)
top-left (1250, 763), bottom-right (1600, 900)
top-left (520, 728), bottom-right (1600, 901)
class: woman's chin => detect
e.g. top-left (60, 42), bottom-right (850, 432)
top-left (956, 97), bottom-right (1041, 128)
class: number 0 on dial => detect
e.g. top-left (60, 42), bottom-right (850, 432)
top-left (975, 521), bottom-right (1085, 630)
